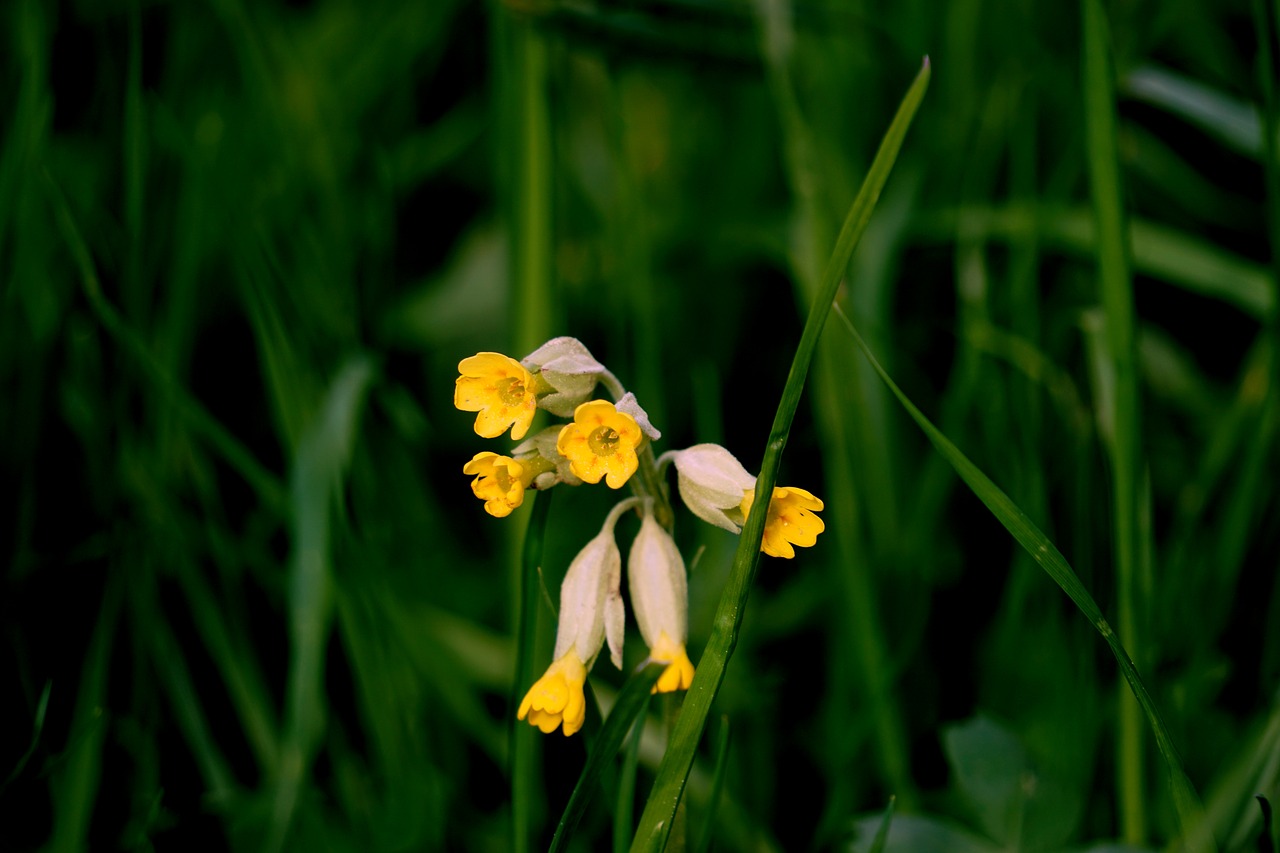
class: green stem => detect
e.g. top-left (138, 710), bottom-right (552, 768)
top-left (1081, 0), bottom-right (1146, 841)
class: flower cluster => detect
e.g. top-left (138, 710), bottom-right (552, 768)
top-left (455, 337), bottom-right (824, 735)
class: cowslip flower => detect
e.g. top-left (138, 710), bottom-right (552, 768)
top-left (462, 452), bottom-right (555, 518)
top-left (628, 508), bottom-right (694, 693)
top-left (518, 500), bottom-right (631, 735)
top-left (740, 486), bottom-right (825, 559)
top-left (667, 444), bottom-right (757, 532)
top-left (454, 353), bottom-right (538, 440)
top-left (556, 400), bottom-right (643, 489)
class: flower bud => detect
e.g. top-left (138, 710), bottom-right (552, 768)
top-left (522, 337), bottom-right (605, 417)
top-left (671, 444), bottom-right (757, 533)
top-left (628, 507), bottom-right (694, 693)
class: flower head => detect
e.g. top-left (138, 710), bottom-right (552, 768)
top-left (556, 400), bottom-right (643, 489)
top-left (740, 486), bottom-right (825, 559)
top-left (670, 444), bottom-right (757, 532)
top-left (454, 353), bottom-right (538, 440)
top-left (628, 508), bottom-right (694, 693)
top-left (518, 651), bottom-right (588, 736)
top-left (463, 452), bottom-right (554, 517)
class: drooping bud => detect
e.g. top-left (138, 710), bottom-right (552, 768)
top-left (522, 337), bottom-right (606, 417)
top-left (670, 443), bottom-right (757, 533)
top-left (627, 505), bottom-right (694, 693)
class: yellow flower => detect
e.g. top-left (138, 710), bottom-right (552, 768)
top-left (556, 400), bottom-right (642, 489)
top-left (462, 452), bottom-right (536, 518)
top-left (454, 353), bottom-right (538, 440)
top-left (518, 651), bottom-right (588, 736)
top-left (649, 631), bottom-right (695, 694)
top-left (739, 486), bottom-right (825, 559)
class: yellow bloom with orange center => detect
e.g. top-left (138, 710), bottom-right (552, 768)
top-left (462, 452), bottom-right (546, 518)
top-left (517, 650), bottom-right (588, 736)
top-left (454, 353), bottom-right (538, 440)
top-left (556, 400), bottom-right (642, 489)
top-left (740, 486), bottom-right (825, 559)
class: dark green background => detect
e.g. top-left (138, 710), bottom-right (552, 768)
top-left (2, 0), bottom-right (1277, 850)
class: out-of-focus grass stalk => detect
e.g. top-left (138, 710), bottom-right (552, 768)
top-left (1081, 0), bottom-right (1146, 841)
top-left (267, 358), bottom-right (374, 853)
top-left (511, 491), bottom-right (552, 853)
top-left (44, 169), bottom-right (287, 513)
top-left (510, 13), bottom-right (554, 356)
top-left (692, 718), bottom-right (731, 853)
top-left (48, 580), bottom-right (121, 853)
top-left (753, 0), bottom-right (916, 810)
top-left (1251, 0), bottom-right (1280, 501)
top-left (124, 0), bottom-right (144, 319)
top-left (498, 7), bottom-right (557, 850)
top-left (614, 702), bottom-right (650, 853)
top-left (629, 60), bottom-right (930, 853)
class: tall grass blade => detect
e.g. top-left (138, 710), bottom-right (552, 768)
top-left (550, 664), bottom-right (663, 853)
top-left (692, 718), bottom-right (731, 853)
top-left (628, 59), bottom-right (930, 853)
top-left (49, 578), bottom-right (121, 853)
top-left (832, 305), bottom-right (1216, 852)
top-left (614, 697), bottom-right (651, 853)
top-left (1082, 0), bottom-right (1148, 839)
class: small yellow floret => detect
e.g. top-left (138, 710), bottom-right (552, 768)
top-left (454, 353), bottom-right (538, 440)
top-left (518, 651), bottom-right (588, 736)
top-left (740, 486), bottom-right (825, 559)
top-left (463, 452), bottom-right (534, 518)
top-left (648, 631), bottom-right (695, 694)
top-left (555, 400), bottom-right (642, 489)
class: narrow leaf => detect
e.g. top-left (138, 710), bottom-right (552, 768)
top-left (832, 305), bottom-right (1215, 852)
top-left (628, 58), bottom-right (931, 853)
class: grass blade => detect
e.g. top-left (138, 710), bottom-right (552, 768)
top-left (613, 695), bottom-right (651, 853)
top-left (628, 58), bottom-right (930, 853)
top-left (692, 718), bottom-right (731, 853)
top-left (832, 304), bottom-right (1216, 853)
top-left (1082, 0), bottom-right (1147, 838)
top-left (549, 664), bottom-right (664, 853)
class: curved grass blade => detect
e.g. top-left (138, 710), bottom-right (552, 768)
top-left (832, 304), bottom-right (1216, 853)
top-left (3, 681), bottom-right (50, 791)
top-left (692, 717), bottom-right (731, 853)
top-left (628, 58), bottom-right (931, 853)
top-left (513, 490), bottom-right (555, 853)
top-left (549, 663), bottom-right (664, 853)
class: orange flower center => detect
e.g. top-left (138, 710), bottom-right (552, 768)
top-left (496, 376), bottom-right (527, 406)
top-left (588, 425), bottom-right (621, 457)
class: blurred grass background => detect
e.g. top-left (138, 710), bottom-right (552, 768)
top-left (2, 0), bottom-right (1279, 850)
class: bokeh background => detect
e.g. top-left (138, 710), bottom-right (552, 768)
top-left (3, 0), bottom-right (1278, 850)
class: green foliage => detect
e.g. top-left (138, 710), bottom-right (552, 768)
top-left (3, 0), bottom-right (1279, 851)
